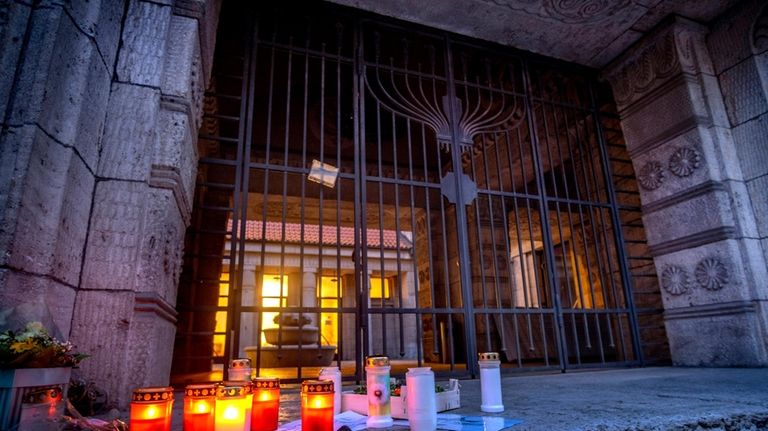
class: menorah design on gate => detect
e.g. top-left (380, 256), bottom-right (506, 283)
top-left (363, 32), bottom-right (526, 154)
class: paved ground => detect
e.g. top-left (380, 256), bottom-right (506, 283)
top-left (168, 367), bottom-right (768, 430)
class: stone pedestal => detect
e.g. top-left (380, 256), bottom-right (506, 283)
top-left (603, 17), bottom-right (768, 366)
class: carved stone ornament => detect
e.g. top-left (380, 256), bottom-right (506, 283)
top-left (480, 0), bottom-right (631, 24)
top-left (602, 22), bottom-right (702, 108)
top-left (637, 160), bottom-right (665, 190)
top-left (543, 0), bottom-right (631, 24)
top-left (661, 265), bottom-right (689, 296)
top-left (668, 146), bottom-right (701, 177)
top-left (694, 257), bottom-right (729, 291)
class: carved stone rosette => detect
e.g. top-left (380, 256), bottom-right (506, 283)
top-left (637, 160), bottom-right (665, 190)
top-left (694, 257), bottom-right (729, 291)
top-left (661, 265), bottom-right (689, 295)
top-left (668, 146), bottom-right (700, 177)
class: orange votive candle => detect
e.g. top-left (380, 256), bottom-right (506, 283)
top-left (184, 383), bottom-right (216, 431)
top-left (130, 387), bottom-right (174, 431)
top-left (215, 381), bottom-right (253, 431)
top-left (301, 380), bottom-right (334, 431)
top-left (251, 377), bottom-right (280, 431)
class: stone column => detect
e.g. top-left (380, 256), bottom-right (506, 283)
top-left (69, 0), bottom-right (219, 407)
top-left (239, 266), bottom-right (257, 356)
top-left (0, 0), bottom-right (120, 339)
top-left (302, 271), bottom-right (318, 325)
top-left (400, 270), bottom-right (418, 358)
top-left (603, 17), bottom-right (768, 366)
top-left (341, 273), bottom-right (357, 360)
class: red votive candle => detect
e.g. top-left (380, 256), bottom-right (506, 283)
top-left (301, 380), bottom-right (334, 431)
top-left (130, 387), bottom-right (174, 431)
top-left (184, 383), bottom-right (216, 431)
top-left (251, 377), bottom-right (280, 431)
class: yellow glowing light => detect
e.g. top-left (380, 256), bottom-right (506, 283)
top-left (194, 400), bottom-right (212, 414)
top-left (309, 396), bottom-right (330, 409)
top-left (143, 405), bottom-right (160, 419)
top-left (223, 405), bottom-right (240, 420)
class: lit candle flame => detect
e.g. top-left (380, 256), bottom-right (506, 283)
top-left (143, 405), bottom-right (160, 419)
top-left (223, 405), bottom-right (240, 420)
top-left (194, 400), bottom-right (211, 414)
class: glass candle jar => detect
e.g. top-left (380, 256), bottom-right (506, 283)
top-left (365, 356), bottom-right (393, 428)
top-left (130, 387), bottom-right (174, 431)
top-left (215, 381), bottom-right (253, 431)
top-left (228, 358), bottom-right (253, 382)
top-left (318, 367), bottom-right (341, 416)
top-left (405, 367), bottom-right (437, 431)
top-left (251, 377), bottom-right (280, 431)
top-left (478, 352), bottom-right (504, 413)
top-left (301, 380), bottom-right (334, 431)
top-left (18, 385), bottom-right (64, 431)
top-left (183, 383), bottom-right (216, 431)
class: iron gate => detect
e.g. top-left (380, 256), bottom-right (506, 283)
top-left (173, 1), bottom-right (643, 383)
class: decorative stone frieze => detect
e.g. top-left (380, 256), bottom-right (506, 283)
top-left (603, 19), bottom-right (710, 110)
top-left (479, 0), bottom-right (632, 24)
top-left (659, 256), bottom-right (732, 296)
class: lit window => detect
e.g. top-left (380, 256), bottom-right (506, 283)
top-left (369, 277), bottom-right (390, 299)
top-left (261, 275), bottom-right (288, 345)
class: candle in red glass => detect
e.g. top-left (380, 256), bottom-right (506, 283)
top-left (184, 383), bottom-right (216, 431)
top-left (251, 378), bottom-right (280, 431)
top-left (301, 380), bottom-right (334, 431)
top-left (18, 385), bottom-right (64, 430)
top-left (130, 387), bottom-right (174, 431)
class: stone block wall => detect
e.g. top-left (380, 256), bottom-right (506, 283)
top-left (603, 14), bottom-right (768, 366)
top-left (707, 0), bottom-right (768, 345)
top-left (0, 0), bottom-right (220, 407)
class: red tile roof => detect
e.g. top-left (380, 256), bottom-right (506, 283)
top-left (229, 220), bottom-right (412, 250)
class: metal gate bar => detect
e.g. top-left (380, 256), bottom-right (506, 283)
top-left (172, 1), bottom-right (648, 383)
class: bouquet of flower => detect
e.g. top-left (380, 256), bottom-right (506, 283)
top-left (0, 321), bottom-right (88, 368)
top-left (352, 378), bottom-right (446, 396)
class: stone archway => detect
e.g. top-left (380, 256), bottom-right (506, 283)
top-left (2, 0), bottom-right (765, 410)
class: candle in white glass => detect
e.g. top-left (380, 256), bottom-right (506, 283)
top-left (365, 356), bottom-right (393, 428)
top-left (478, 352), bottom-right (504, 413)
top-left (318, 367), bottom-right (342, 416)
top-left (405, 367), bottom-right (437, 431)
